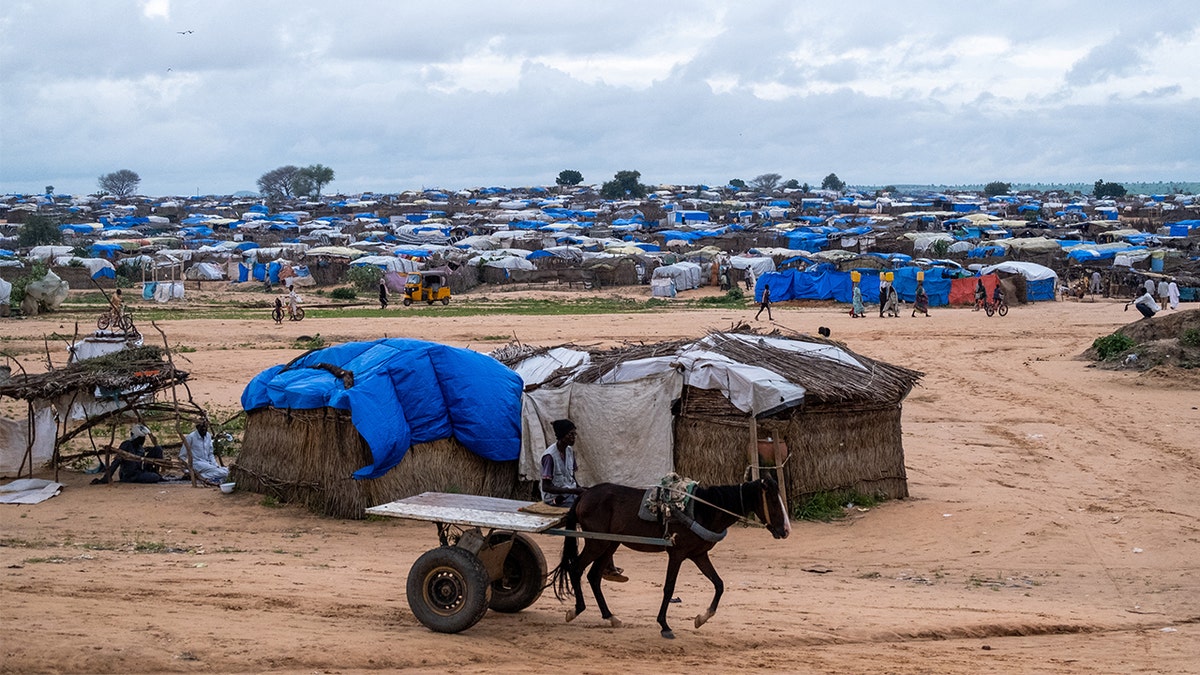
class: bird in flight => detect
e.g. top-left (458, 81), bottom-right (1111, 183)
top-left (177, 30), bottom-right (193, 35)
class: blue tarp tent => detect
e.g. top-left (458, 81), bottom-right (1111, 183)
top-left (757, 266), bottom-right (952, 306)
top-left (240, 339), bottom-right (523, 479)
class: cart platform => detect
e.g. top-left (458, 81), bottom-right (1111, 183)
top-left (366, 491), bottom-right (567, 533)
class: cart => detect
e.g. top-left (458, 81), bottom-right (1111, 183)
top-left (367, 491), bottom-right (671, 633)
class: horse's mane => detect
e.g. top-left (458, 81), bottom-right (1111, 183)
top-left (692, 482), bottom-right (749, 521)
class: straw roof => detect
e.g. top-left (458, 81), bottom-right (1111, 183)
top-left (500, 325), bottom-right (922, 405)
top-left (0, 345), bottom-right (189, 402)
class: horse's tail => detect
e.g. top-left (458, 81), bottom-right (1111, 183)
top-left (549, 503), bottom-right (579, 601)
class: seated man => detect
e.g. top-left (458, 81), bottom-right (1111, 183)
top-left (541, 419), bottom-right (627, 583)
top-left (180, 418), bottom-right (230, 484)
top-left (119, 425), bottom-right (164, 484)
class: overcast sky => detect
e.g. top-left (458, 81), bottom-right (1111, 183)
top-left (1, 1), bottom-right (1197, 197)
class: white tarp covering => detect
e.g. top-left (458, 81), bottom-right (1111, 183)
top-left (0, 406), bottom-right (56, 478)
top-left (0, 478), bottom-right (64, 504)
top-left (184, 262), bottom-right (226, 280)
top-left (0, 276), bottom-right (10, 305)
top-left (652, 261), bottom-right (702, 290)
top-left (52, 256), bottom-right (116, 278)
top-left (729, 255), bottom-right (776, 278)
top-left (351, 256), bottom-right (421, 273)
top-left (519, 371), bottom-right (682, 488)
top-left (979, 261), bottom-right (1059, 283)
top-left (511, 348), bottom-right (591, 386)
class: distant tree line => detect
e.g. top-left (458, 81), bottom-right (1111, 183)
top-left (257, 164), bottom-right (336, 201)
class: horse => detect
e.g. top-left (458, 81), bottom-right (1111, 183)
top-left (550, 476), bottom-right (791, 639)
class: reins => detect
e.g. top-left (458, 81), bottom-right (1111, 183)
top-left (654, 483), bottom-right (765, 529)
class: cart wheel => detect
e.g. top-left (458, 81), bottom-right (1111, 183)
top-left (407, 546), bottom-right (491, 633)
top-left (426, 300), bottom-right (434, 305)
top-left (487, 532), bottom-right (547, 613)
top-left (998, 303), bottom-right (1009, 317)
top-left (440, 297), bottom-right (450, 306)
top-left (402, 297), bottom-right (412, 306)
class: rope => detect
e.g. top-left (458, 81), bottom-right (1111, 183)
top-left (652, 483), bottom-right (763, 528)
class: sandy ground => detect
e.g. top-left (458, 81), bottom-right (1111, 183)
top-left (1, 289), bottom-right (1198, 674)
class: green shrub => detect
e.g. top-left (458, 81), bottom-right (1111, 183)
top-left (793, 490), bottom-right (883, 522)
top-left (329, 286), bottom-right (357, 300)
top-left (343, 265), bottom-right (382, 291)
top-left (1093, 332), bottom-right (1136, 360)
top-left (9, 260), bottom-right (49, 308)
top-left (1182, 329), bottom-right (1200, 348)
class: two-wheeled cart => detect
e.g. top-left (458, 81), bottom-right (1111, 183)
top-left (366, 492), bottom-right (671, 633)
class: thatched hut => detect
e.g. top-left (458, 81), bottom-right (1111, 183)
top-left (670, 330), bottom-right (920, 504)
top-left (233, 408), bottom-right (524, 519)
top-left (231, 338), bottom-right (525, 519)
top-left (503, 326), bottom-right (922, 511)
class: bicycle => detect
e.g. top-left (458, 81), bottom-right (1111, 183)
top-left (983, 297), bottom-right (1009, 317)
top-left (272, 306), bottom-right (305, 322)
top-left (97, 309), bottom-right (136, 332)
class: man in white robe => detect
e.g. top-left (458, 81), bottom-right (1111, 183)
top-left (181, 419), bottom-right (229, 484)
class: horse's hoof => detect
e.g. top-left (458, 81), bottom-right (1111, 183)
top-left (695, 612), bottom-right (712, 629)
top-left (565, 609), bottom-right (577, 623)
top-left (661, 629), bottom-right (675, 639)
top-left (608, 617), bottom-right (623, 628)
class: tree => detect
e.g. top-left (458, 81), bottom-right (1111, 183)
top-left (257, 165), bottom-right (303, 201)
top-left (749, 173), bottom-right (783, 194)
top-left (600, 170), bottom-right (647, 199)
top-left (97, 169), bottom-right (141, 197)
top-left (299, 164), bottom-right (335, 200)
top-left (821, 173), bottom-right (845, 191)
top-left (728, 178), bottom-right (747, 190)
top-left (18, 214), bottom-right (62, 247)
top-left (984, 181), bottom-right (1011, 197)
top-left (44, 185), bottom-right (54, 195)
top-left (556, 169), bottom-right (583, 187)
top-left (1093, 179), bottom-right (1127, 199)
top-left (782, 179), bottom-right (800, 190)
top-left (800, 182), bottom-right (810, 193)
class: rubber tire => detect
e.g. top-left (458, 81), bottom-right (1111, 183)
top-left (998, 303), bottom-right (1009, 317)
top-left (402, 297), bottom-right (412, 307)
top-left (440, 297), bottom-right (450, 306)
top-left (118, 313), bottom-right (134, 331)
top-left (487, 532), bottom-right (547, 613)
top-left (407, 546), bottom-right (492, 633)
top-left (272, 307), bottom-right (284, 323)
top-left (292, 307), bottom-right (305, 321)
top-left (97, 314), bottom-right (111, 330)
top-left (985, 303), bottom-right (995, 317)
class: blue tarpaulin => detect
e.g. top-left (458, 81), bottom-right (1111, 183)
top-left (756, 266), bottom-right (953, 306)
top-left (240, 339), bottom-right (523, 479)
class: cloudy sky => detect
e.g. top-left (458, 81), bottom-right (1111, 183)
top-left (1, 1), bottom-right (1197, 197)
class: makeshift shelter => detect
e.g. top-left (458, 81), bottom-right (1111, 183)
top-left (0, 338), bottom-right (199, 480)
top-left (234, 339), bottom-right (524, 518)
top-left (500, 327), bottom-right (923, 511)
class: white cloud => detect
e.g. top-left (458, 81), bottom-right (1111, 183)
top-left (1, 1), bottom-right (1197, 195)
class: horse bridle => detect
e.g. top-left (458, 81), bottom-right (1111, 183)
top-left (740, 480), bottom-right (773, 530)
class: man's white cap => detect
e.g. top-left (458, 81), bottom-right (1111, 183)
top-left (130, 424), bottom-right (150, 439)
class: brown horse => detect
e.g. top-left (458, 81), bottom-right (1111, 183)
top-left (551, 476), bottom-right (791, 638)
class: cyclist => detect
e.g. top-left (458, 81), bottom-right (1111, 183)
top-left (287, 287), bottom-right (300, 320)
top-left (991, 283), bottom-right (1005, 311)
top-left (973, 278), bottom-right (986, 311)
top-left (108, 288), bottom-right (124, 323)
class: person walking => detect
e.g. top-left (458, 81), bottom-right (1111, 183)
top-left (755, 283), bottom-right (773, 321)
top-left (1157, 279), bottom-right (1170, 310)
top-left (1167, 279), bottom-right (1180, 310)
top-left (912, 282), bottom-right (929, 317)
top-left (378, 278), bottom-right (389, 310)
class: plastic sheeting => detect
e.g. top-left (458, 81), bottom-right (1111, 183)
top-left (241, 339), bottom-right (523, 480)
top-left (0, 407), bottom-right (56, 478)
top-left (519, 371), bottom-right (681, 489)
